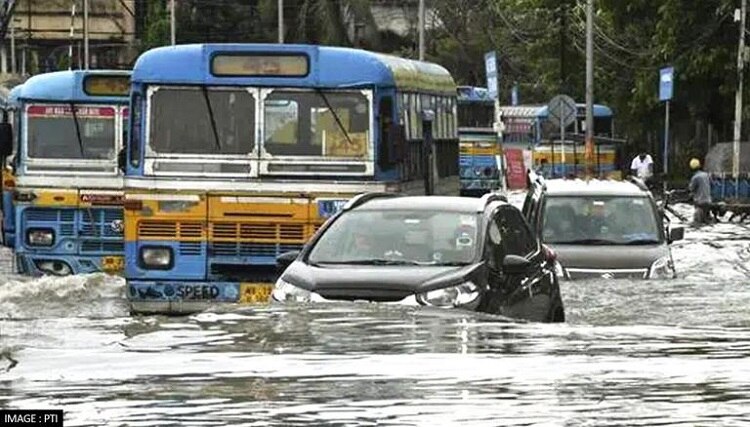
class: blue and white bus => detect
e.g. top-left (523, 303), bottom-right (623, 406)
top-left (456, 86), bottom-right (501, 196)
top-left (0, 70), bottom-right (130, 276)
top-left (123, 44), bottom-right (460, 313)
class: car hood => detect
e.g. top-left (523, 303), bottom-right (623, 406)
top-left (282, 262), bottom-right (482, 302)
top-left (548, 243), bottom-right (669, 271)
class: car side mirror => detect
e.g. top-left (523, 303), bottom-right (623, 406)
top-left (276, 250), bottom-right (300, 271)
top-left (668, 226), bottom-right (684, 243)
top-left (0, 123), bottom-right (13, 158)
top-left (502, 254), bottom-right (532, 275)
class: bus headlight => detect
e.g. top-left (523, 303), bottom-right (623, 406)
top-left (26, 228), bottom-right (54, 246)
top-left (140, 247), bottom-right (173, 269)
top-left (417, 281), bottom-right (480, 308)
top-left (35, 260), bottom-right (73, 276)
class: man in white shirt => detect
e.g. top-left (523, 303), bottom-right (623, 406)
top-left (630, 152), bottom-right (654, 182)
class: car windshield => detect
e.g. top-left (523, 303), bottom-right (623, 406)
top-left (26, 104), bottom-right (116, 160)
top-left (542, 195), bottom-right (662, 245)
top-left (308, 210), bottom-right (480, 265)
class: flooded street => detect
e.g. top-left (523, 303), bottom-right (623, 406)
top-left (1, 204), bottom-right (750, 426)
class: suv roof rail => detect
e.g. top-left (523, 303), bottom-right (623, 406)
top-left (343, 192), bottom-right (401, 211)
top-left (625, 176), bottom-right (649, 192)
top-left (478, 191), bottom-right (508, 211)
top-left (528, 169), bottom-right (546, 189)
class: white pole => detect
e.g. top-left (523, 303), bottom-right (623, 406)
top-left (584, 0), bottom-right (594, 176)
top-left (418, 0), bottom-right (425, 60)
top-left (170, 0), bottom-right (176, 45)
top-left (278, 0), bottom-right (284, 43)
top-left (83, 0), bottom-right (89, 69)
top-left (69, 1), bottom-right (76, 70)
top-left (10, 25), bottom-right (15, 74)
top-left (733, 0), bottom-right (746, 178)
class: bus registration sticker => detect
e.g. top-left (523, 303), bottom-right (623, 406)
top-left (239, 283), bottom-right (274, 304)
top-left (317, 199), bottom-right (348, 218)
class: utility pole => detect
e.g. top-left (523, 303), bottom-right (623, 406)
top-left (278, 0), bottom-right (283, 43)
top-left (418, 0), bottom-right (425, 60)
top-left (9, 23), bottom-right (14, 74)
top-left (584, 0), bottom-right (594, 176)
top-left (69, 1), bottom-right (75, 70)
top-left (170, 0), bottom-right (176, 45)
top-left (734, 0), bottom-right (747, 178)
top-left (83, 0), bottom-right (88, 69)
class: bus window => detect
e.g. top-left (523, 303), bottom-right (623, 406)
top-left (27, 105), bottom-right (116, 160)
top-left (263, 90), bottom-right (370, 158)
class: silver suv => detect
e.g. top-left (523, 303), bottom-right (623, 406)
top-left (523, 174), bottom-right (684, 279)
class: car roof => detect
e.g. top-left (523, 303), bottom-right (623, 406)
top-left (353, 196), bottom-right (500, 213)
top-left (542, 179), bottom-right (650, 197)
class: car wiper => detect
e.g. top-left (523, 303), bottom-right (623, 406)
top-left (430, 261), bottom-right (471, 266)
top-left (623, 239), bottom-right (660, 245)
top-left (553, 238), bottom-right (619, 245)
top-left (315, 88), bottom-right (355, 147)
top-left (69, 103), bottom-right (85, 157)
top-left (200, 87), bottom-right (222, 151)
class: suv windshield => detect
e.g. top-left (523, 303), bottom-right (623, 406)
top-left (308, 210), bottom-right (479, 265)
top-left (542, 195), bottom-right (662, 245)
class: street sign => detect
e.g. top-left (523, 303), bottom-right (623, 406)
top-left (484, 51), bottom-right (498, 100)
top-left (547, 94), bottom-right (577, 129)
top-left (659, 66), bottom-right (674, 101)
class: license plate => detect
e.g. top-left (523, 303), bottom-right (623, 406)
top-left (102, 256), bottom-right (124, 273)
top-left (239, 283), bottom-right (274, 304)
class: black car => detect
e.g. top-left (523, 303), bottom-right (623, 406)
top-left (272, 193), bottom-right (565, 323)
top-left (523, 173), bottom-right (685, 279)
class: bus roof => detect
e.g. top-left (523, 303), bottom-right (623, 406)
top-left (10, 70), bottom-right (131, 104)
top-left (132, 44), bottom-right (457, 95)
top-left (500, 104), bottom-right (613, 118)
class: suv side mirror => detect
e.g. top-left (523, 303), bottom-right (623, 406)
top-left (276, 250), bottom-right (300, 271)
top-left (502, 254), bottom-right (532, 275)
top-left (0, 123), bottom-right (12, 158)
top-left (668, 226), bottom-right (684, 243)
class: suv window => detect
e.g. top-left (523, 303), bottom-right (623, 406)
top-left (486, 205), bottom-right (537, 269)
top-left (541, 195), bottom-right (662, 245)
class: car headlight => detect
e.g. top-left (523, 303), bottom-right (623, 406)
top-left (648, 256), bottom-right (674, 279)
top-left (417, 281), bottom-right (480, 308)
top-left (26, 228), bottom-right (54, 246)
top-left (272, 277), bottom-right (312, 303)
top-left (554, 261), bottom-right (568, 279)
top-left (140, 247), bottom-right (172, 269)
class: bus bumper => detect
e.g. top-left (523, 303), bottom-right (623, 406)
top-left (15, 253), bottom-right (124, 276)
top-left (127, 280), bottom-right (274, 314)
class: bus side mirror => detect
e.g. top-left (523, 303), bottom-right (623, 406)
top-left (390, 123), bottom-right (405, 163)
top-left (117, 148), bottom-right (126, 173)
top-left (0, 123), bottom-right (12, 158)
top-left (378, 123), bottom-right (405, 170)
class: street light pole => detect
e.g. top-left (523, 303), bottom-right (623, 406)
top-left (418, 0), bottom-right (425, 60)
top-left (734, 0), bottom-right (747, 178)
top-left (584, 0), bottom-right (594, 176)
top-left (170, 0), bottom-right (176, 45)
top-left (278, 0), bottom-right (284, 44)
top-left (83, 0), bottom-right (89, 69)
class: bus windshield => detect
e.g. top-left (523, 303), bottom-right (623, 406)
top-left (148, 87), bottom-right (255, 156)
top-left (26, 105), bottom-right (116, 160)
top-left (264, 90), bottom-right (370, 158)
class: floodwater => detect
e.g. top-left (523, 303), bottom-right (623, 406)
top-left (1, 204), bottom-right (750, 426)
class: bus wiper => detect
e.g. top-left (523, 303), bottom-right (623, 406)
top-left (200, 87), bottom-right (221, 151)
top-left (69, 103), bottom-right (85, 157)
top-left (315, 88), bottom-right (355, 147)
